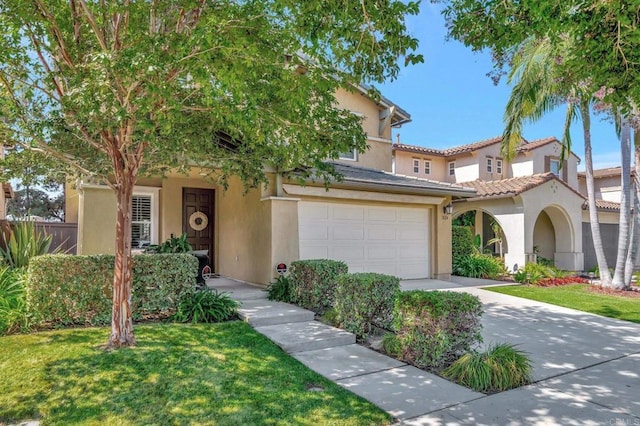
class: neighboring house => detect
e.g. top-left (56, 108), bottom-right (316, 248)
top-left (577, 167), bottom-right (630, 270)
top-left (65, 88), bottom-right (475, 284)
top-left (393, 137), bottom-right (585, 272)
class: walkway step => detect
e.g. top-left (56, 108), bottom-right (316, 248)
top-left (336, 365), bottom-right (483, 420)
top-left (293, 344), bottom-right (406, 380)
top-left (238, 300), bottom-right (314, 327)
top-left (255, 321), bottom-right (355, 353)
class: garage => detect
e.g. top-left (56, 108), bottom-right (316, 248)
top-left (298, 201), bottom-right (430, 279)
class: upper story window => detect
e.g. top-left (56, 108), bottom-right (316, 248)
top-left (424, 160), bottom-right (431, 175)
top-left (496, 159), bottom-right (503, 175)
top-left (549, 159), bottom-right (560, 176)
top-left (131, 188), bottom-right (159, 249)
top-left (339, 149), bottom-right (357, 161)
top-left (413, 159), bottom-right (420, 174)
top-left (448, 161), bottom-right (455, 176)
top-left (486, 157), bottom-right (493, 173)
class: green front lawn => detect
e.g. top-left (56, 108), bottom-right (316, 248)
top-left (0, 322), bottom-right (390, 425)
top-left (486, 284), bottom-right (640, 323)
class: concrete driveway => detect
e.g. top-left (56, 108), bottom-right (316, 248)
top-left (400, 279), bottom-right (640, 425)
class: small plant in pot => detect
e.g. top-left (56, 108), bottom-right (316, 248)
top-left (145, 233), bottom-right (193, 254)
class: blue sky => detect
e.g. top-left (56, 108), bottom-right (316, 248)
top-left (379, 3), bottom-right (621, 171)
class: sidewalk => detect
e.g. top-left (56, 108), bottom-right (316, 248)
top-left (209, 276), bottom-right (640, 425)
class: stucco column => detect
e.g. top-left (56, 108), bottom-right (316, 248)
top-left (434, 200), bottom-right (453, 280)
top-left (474, 210), bottom-right (483, 244)
top-left (497, 212), bottom-right (526, 273)
top-left (265, 196), bottom-right (300, 282)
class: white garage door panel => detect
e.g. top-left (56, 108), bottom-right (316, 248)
top-left (298, 201), bottom-right (430, 279)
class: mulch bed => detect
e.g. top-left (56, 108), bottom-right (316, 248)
top-left (588, 285), bottom-right (640, 298)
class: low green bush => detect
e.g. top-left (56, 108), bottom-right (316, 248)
top-left (454, 254), bottom-right (505, 279)
top-left (393, 290), bottom-right (483, 371)
top-left (442, 343), bottom-right (532, 393)
top-left (172, 289), bottom-right (238, 323)
top-left (0, 267), bottom-right (29, 334)
top-left (334, 272), bottom-right (399, 340)
top-left (513, 262), bottom-right (568, 285)
top-left (27, 254), bottom-right (198, 327)
top-left (289, 259), bottom-right (348, 313)
top-left (381, 333), bottom-right (402, 357)
top-left (267, 275), bottom-right (293, 303)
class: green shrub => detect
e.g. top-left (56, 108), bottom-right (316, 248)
top-left (267, 275), bottom-right (293, 303)
top-left (393, 290), bottom-right (483, 371)
top-left (454, 254), bottom-right (505, 279)
top-left (381, 333), bottom-right (401, 357)
top-left (289, 259), bottom-right (348, 313)
top-left (442, 343), bottom-right (532, 393)
top-left (0, 221), bottom-right (60, 269)
top-left (334, 272), bottom-right (399, 340)
top-left (172, 289), bottom-right (238, 323)
top-left (452, 226), bottom-right (475, 263)
top-left (0, 267), bottom-right (29, 334)
top-left (319, 308), bottom-right (340, 327)
top-left (27, 253), bottom-right (198, 327)
top-left (145, 233), bottom-right (193, 254)
top-left (513, 262), bottom-right (568, 285)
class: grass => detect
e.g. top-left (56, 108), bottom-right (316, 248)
top-left (0, 322), bottom-right (390, 425)
top-left (487, 284), bottom-right (640, 323)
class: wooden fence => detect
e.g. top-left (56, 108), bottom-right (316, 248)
top-left (0, 220), bottom-right (78, 254)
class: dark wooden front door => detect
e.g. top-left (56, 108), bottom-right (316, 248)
top-left (183, 188), bottom-right (214, 267)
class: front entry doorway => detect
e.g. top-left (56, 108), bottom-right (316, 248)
top-left (183, 188), bottom-right (215, 270)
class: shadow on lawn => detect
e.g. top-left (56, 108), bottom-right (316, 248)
top-left (3, 322), bottom-right (385, 425)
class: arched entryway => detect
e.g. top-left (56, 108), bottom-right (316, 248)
top-left (531, 205), bottom-right (575, 268)
top-left (453, 209), bottom-right (508, 256)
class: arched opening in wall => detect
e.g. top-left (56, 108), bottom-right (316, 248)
top-left (532, 205), bottom-right (574, 267)
top-left (533, 211), bottom-right (556, 265)
top-left (452, 209), bottom-right (508, 256)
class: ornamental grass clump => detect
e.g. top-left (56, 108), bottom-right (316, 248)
top-left (0, 267), bottom-right (29, 335)
top-left (442, 343), bottom-right (532, 393)
top-left (393, 290), bottom-right (483, 371)
top-left (172, 289), bottom-right (238, 323)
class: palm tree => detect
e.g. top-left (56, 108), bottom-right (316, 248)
top-left (501, 37), bottom-right (618, 286)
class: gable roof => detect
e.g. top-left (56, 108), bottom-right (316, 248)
top-left (393, 136), bottom-right (579, 160)
top-left (458, 173), bottom-right (585, 201)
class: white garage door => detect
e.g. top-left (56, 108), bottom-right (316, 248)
top-left (298, 201), bottom-right (430, 279)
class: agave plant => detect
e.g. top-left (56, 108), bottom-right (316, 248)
top-left (0, 220), bottom-right (57, 269)
top-left (0, 266), bottom-right (29, 334)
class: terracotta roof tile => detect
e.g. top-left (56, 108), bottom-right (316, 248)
top-left (458, 173), bottom-right (585, 200)
top-left (441, 136), bottom-right (504, 156)
top-left (392, 144), bottom-right (445, 156)
top-left (577, 167), bottom-right (629, 179)
top-left (516, 137), bottom-right (557, 151)
top-left (583, 199), bottom-right (621, 211)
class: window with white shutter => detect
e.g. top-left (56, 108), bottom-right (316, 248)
top-left (131, 187), bottom-right (159, 249)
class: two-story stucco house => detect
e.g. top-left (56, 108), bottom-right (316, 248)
top-left (393, 137), bottom-right (585, 272)
top-left (65, 87), bottom-right (475, 285)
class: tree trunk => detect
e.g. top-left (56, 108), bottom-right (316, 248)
top-left (580, 103), bottom-right (612, 285)
top-left (107, 167), bottom-right (137, 348)
top-left (612, 122), bottom-right (632, 289)
top-left (624, 135), bottom-right (640, 285)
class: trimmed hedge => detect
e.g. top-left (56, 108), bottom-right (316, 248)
top-left (289, 259), bottom-right (348, 313)
top-left (452, 226), bottom-right (475, 263)
top-left (334, 273), bottom-right (400, 340)
top-left (27, 254), bottom-right (198, 326)
top-left (393, 290), bottom-right (483, 371)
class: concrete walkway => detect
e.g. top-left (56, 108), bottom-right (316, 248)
top-left (208, 276), bottom-right (640, 425)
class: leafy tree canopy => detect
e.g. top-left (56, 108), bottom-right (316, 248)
top-left (0, 0), bottom-right (422, 188)
top-left (439, 0), bottom-right (640, 112)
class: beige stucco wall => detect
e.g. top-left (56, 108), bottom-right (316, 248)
top-left (393, 150), bottom-right (446, 180)
top-left (578, 175), bottom-right (621, 202)
top-left (217, 176), bottom-right (273, 285)
top-left (582, 209), bottom-right (620, 225)
top-left (77, 186), bottom-right (117, 254)
top-left (65, 182), bottom-right (80, 223)
top-left (523, 143), bottom-right (580, 189)
top-left (447, 154), bottom-right (479, 183)
top-left (334, 138), bottom-right (393, 172)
